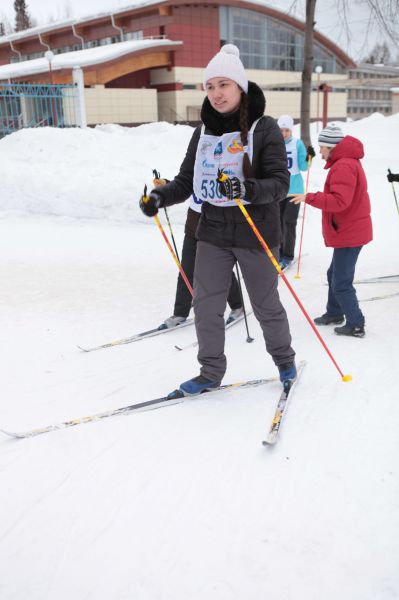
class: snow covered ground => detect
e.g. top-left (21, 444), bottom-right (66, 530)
top-left (0, 114), bottom-right (398, 600)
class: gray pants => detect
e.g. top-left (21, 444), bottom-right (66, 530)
top-left (193, 241), bottom-right (295, 382)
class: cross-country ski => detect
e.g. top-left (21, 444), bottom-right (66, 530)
top-left (1, 375), bottom-right (277, 439)
top-left (78, 318), bottom-right (194, 352)
top-left (262, 361), bottom-right (306, 445)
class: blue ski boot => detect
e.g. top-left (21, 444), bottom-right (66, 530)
top-left (278, 362), bottom-right (297, 384)
top-left (180, 375), bottom-right (221, 396)
top-left (167, 375), bottom-right (221, 399)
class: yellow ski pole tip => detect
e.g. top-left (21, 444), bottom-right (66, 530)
top-left (294, 274), bottom-right (301, 279)
top-left (342, 374), bottom-right (353, 382)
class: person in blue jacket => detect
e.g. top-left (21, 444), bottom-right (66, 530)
top-left (277, 115), bottom-right (315, 269)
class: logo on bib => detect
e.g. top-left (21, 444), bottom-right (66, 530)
top-left (214, 141), bottom-right (223, 159)
top-left (200, 141), bottom-right (212, 155)
top-left (202, 158), bottom-right (215, 169)
top-left (227, 139), bottom-right (243, 154)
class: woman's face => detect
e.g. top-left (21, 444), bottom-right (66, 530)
top-left (205, 77), bottom-right (242, 113)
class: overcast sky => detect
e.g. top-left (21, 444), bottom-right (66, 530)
top-left (1, 0), bottom-right (397, 63)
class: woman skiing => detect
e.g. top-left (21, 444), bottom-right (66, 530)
top-left (140, 44), bottom-right (296, 394)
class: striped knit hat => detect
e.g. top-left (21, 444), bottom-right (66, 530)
top-left (318, 124), bottom-right (344, 147)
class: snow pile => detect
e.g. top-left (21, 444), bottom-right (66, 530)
top-left (1, 121), bottom-right (193, 222)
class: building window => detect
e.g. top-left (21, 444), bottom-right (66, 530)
top-left (219, 6), bottom-right (346, 73)
top-left (125, 30), bottom-right (144, 41)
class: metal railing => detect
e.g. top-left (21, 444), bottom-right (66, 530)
top-left (0, 82), bottom-right (81, 137)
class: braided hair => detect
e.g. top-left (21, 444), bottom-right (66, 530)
top-left (239, 92), bottom-right (253, 179)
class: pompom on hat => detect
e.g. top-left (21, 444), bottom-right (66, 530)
top-left (203, 44), bottom-right (248, 93)
top-left (277, 115), bottom-right (294, 130)
top-left (318, 124), bottom-right (344, 147)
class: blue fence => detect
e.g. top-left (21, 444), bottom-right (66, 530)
top-left (0, 82), bottom-right (81, 137)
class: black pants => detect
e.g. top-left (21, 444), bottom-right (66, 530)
top-left (280, 197), bottom-right (301, 260)
top-left (174, 234), bottom-right (242, 318)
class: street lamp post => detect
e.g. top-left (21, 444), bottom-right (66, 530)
top-left (44, 50), bottom-right (57, 127)
top-left (321, 84), bottom-right (332, 128)
top-left (315, 65), bottom-right (323, 132)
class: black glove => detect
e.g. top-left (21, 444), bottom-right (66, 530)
top-left (306, 145), bottom-right (316, 161)
top-left (218, 176), bottom-right (247, 201)
top-left (139, 190), bottom-right (163, 217)
top-left (387, 171), bottom-right (399, 183)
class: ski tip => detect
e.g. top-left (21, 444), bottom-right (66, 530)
top-left (262, 437), bottom-right (276, 446)
top-left (342, 374), bottom-right (353, 382)
top-left (174, 345), bottom-right (183, 351)
top-left (0, 428), bottom-right (20, 439)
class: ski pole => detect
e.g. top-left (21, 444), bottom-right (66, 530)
top-left (153, 169), bottom-right (181, 261)
top-left (234, 263), bottom-right (254, 343)
top-left (294, 155), bottom-right (312, 279)
top-left (142, 185), bottom-right (193, 297)
top-left (217, 170), bottom-right (352, 382)
top-left (388, 169), bottom-right (399, 216)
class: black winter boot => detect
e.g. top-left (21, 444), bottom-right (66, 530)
top-left (314, 313), bottom-right (344, 325)
top-left (334, 324), bottom-right (365, 338)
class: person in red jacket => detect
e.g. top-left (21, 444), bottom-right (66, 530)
top-left (290, 124), bottom-right (373, 337)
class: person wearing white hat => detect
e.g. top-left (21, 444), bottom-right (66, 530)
top-left (277, 114), bottom-right (315, 270)
top-left (140, 44), bottom-right (296, 394)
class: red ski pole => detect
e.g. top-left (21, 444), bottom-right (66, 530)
top-left (142, 186), bottom-right (193, 297)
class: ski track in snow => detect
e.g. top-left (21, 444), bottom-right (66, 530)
top-left (1, 116), bottom-right (399, 599)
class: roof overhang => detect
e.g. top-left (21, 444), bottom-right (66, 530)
top-left (0, 39), bottom-right (182, 83)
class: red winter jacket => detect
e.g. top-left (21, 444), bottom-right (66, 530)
top-left (306, 136), bottom-right (373, 248)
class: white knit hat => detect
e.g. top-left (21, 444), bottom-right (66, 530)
top-left (318, 124), bottom-right (344, 147)
top-left (277, 115), bottom-right (294, 130)
top-left (203, 44), bottom-right (248, 93)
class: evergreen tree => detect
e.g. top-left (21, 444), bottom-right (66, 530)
top-left (14, 0), bottom-right (32, 32)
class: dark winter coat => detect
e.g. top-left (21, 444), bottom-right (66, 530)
top-left (306, 136), bottom-right (373, 248)
top-left (154, 82), bottom-right (289, 249)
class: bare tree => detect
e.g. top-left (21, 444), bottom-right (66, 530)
top-left (0, 12), bottom-right (13, 36)
top-left (300, 0), bottom-right (316, 146)
top-left (361, 0), bottom-right (399, 49)
top-left (287, 0), bottom-right (398, 142)
top-left (332, 0), bottom-right (399, 58)
top-left (363, 41), bottom-right (392, 64)
top-left (62, 1), bottom-right (74, 19)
